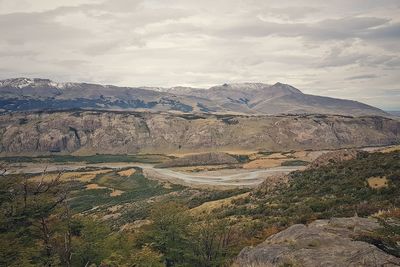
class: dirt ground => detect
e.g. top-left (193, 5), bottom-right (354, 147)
top-left (367, 176), bottom-right (388, 189)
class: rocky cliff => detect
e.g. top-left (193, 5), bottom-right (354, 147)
top-left (235, 217), bottom-right (400, 267)
top-left (0, 111), bottom-right (399, 155)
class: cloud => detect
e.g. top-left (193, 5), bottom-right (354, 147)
top-left (346, 74), bottom-right (378, 80)
top-left (258, 6), bottom-right (319, 21)
top-left (217, 16), bottom-right (390, 41)
top-left (363, 22), bottom-right (400, 38)
top-left (0, 0), bottom-right (399, 109)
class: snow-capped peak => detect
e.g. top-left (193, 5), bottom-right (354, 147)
top-left (210, 82), bottom-right (271, 91)
top-left (0, 77), bottom-right (68, 89)
top-left (0, 78), bottom-right (35, 88)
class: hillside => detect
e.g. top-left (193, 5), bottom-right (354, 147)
top-left (0, 111), bottom-right (399, 155)
top-left (1, 147), bottom-right (399, 266)
top-left (0, 78), bottom-right (388, 116)
top-left (223, 150), bottom-right (400, 266)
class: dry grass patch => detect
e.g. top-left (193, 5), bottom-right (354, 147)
top-left (110, 189), bottom-right (124, 197)
top-left (117, 168), bottom-right (136, 177)
top-left (86, 183), bottom-right (107, 190)
top-left (367, 176), bottom-right (389, 189)
top-left (121, 220), bottom-right (152, 231)
top-left (264, 153), bottom-right (288, 159)
top-left (30, 169), bottom-right (112, 182)
top-left (243, 159), bottom-right (285, 169)
top-left (108, 204), bottom-right (124, 213)
top-left (379, 145), bottom-right (400, 153)
top-left (172, 164), bottom-right (235, 172)
top-left (190, 192), bottom-right (250, 215)
top-left (102, 213), bottom-right (122, 221)
top-left (86, 183), bottom-right (125, 197)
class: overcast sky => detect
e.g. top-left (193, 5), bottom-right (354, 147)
top-left (0, 0), bottom-right (399, 109)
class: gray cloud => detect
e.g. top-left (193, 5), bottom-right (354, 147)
top-left (259, 6), bottom-right (319, 20)
top-left (0, 0), bottom-right (399, 109)
top-left (217, 16), bottom-right (391, 41)
top-left (346, 74), bottom-right (378, 80)
top-left (364, 22), bottom-right (400, 39)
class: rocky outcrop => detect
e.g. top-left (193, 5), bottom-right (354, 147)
top-left (0, 111), bottom-right (399, 155)
top-left (235, 217), bottom-right (400, 267)
top-left (253, 174), bottom-right (290, 195)
top-left (308, 149), bottom-right (368, 169)
top-left (156, 152), bottom-right (239, 168)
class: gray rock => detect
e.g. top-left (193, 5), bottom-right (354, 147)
top-left (235, 217), bottom-right (400, 267)
top-left (0, 111), bottom-right (399, 155)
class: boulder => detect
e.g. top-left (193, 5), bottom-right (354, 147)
top-left (235, 217), bottom-right (400, 267)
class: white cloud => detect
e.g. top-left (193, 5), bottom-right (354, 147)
top-left (0, 0), bottom-right (399, 109)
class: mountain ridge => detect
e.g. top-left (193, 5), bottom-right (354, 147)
top-left (0, 77), bottom-right (389, 117)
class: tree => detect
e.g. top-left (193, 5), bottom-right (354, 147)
top-left (188, 216), bottom-right (238, 267)
top-left (71, 218), bottom-right (114, 266)
top-left (0, 169), bottom-right (72, 266)
top-left (145, 202), bottom-right (192, 266)
top-left (131, 246), bottom-right (164, 267)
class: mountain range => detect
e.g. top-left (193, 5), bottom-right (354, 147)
top-left (0, 78), bottom-right (388, 116)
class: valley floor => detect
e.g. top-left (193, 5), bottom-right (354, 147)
top-left (6, 161), bottom-right (303, 188)
top-left (1, 145), bottom-right (399, 266)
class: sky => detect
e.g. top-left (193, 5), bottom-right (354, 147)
top-left (0, 0), bottom-right (399, 110)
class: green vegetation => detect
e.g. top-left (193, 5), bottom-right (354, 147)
top-left (137, 202), bottom-right (242, 267)
top-left (0, 153), bottom-right (172, 164)
top-left (0, 168), bottom-right (245, 266)
top-left (356, 215), bottom-right (400, 257)
top-left (257, 151), bottom-right (274, 156)
top-left (95, 168), bottom-right (158, 190)
top-left (1, 151), bottom-right (399, 266)
top-left (231, 154), bottom-right (250, 163)
top-left (280, 159), bottom-right (309, 166)
top-left (186, 188), bottom-right (249, 208)
top-left (68, 168), bottom-right (184, 217)
top-left (219, 151), bottom-right (400, 227)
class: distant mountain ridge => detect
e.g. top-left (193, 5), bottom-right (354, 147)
top-left (0, 77), bottom-right (388, 116)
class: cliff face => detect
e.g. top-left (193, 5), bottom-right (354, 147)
top-left (0, 111), bottom-right (399, 155)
